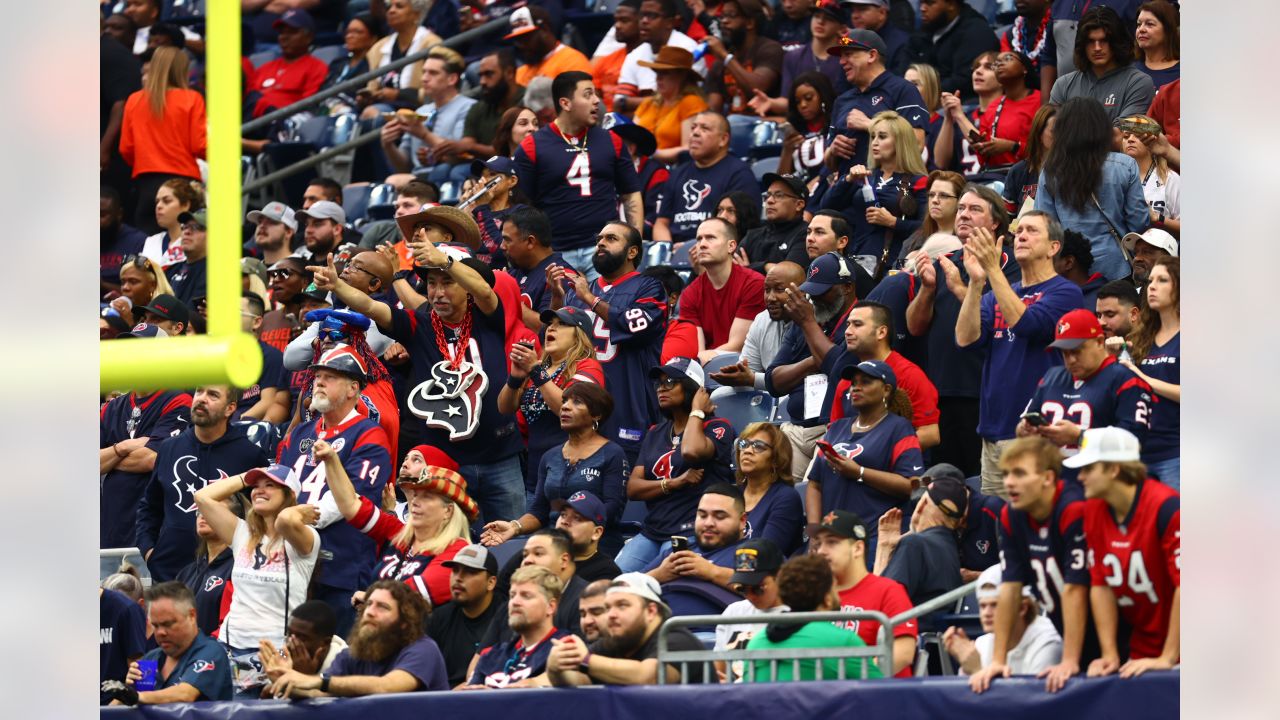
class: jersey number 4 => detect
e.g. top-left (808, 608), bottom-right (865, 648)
top-left (567, 154), bottom-right (592, 197)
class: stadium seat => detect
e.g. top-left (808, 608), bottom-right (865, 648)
top-left (366, 183), bottom-right (397, 221)
top-left (709, 387), bottom-right (774, 433)
top-left (770, 399), bottom-right (792, 424)
top-left (701, 352), bottom-right (740, 391)
top-left (662, 578), bottom-right (742, 626)
top-left (670, 240), bottom-right (694, 269)
top-left (642, 240), bottom-right (671, 270)
top-left (794, 480), bottom-right (808, 515)
top-left (439, 181), bottom-right (462, 205)
top-left (749, 121), bottom-right (785, 159)
top-left (249, 49), bottom-right (280, 68)
top-left (100, 548), bottom-right (152, 586)
top-left (332, 112), bottom-right (359, 146)
top-left (489, 536), bottom-right (529, 568)
top-left (292, 115), bottom-right (336, 148)
top-left (728, 116), bottom-right (759, 159)
top-left (751, 156), bottom-right (780, 182)
top-left (311, 45), bottom-right (346, 67)
top-left (343, 183), bottom-right (373, 223)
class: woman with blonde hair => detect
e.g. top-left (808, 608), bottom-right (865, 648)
top-left (498, 307), bottom-right (605, 507)
top-left (314, 438), bottom-right (473, 607)
top-left (734, 422), bottom-right (803, 556)
top-left (1120, 115), bottom-right (1180, 236)
top-left (820, 110), bottom-right (928, 277)
top-left (119, 45), bottom-right (207, 233)
top-left (633, 47), bottom-right (708, 163)
top-left (1122, 256), bottom-right (1180, 489)
top-left (904, 63), bottom-right (942, 168)
top-left (109, 255), bottom-right (176, 328)
top-left (142, 178), bottom-right (205, 269)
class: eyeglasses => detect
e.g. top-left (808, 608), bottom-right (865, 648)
top-left (735, 438), bottom-right (773, 453)
top-left (762, 191), bottom-right (800, 201)
top-left (652, 377), bottom-right (681, 390)
top-left (180, 222), bottom-right (203, 232)
top-left (345, 263), bottom-right (377, 279)
top-left (927, 192), bottom-right (958, 201)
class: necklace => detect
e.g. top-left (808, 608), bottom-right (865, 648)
top-left (852, 412), bottom-right (888, 432)
top-left (429, 301), bottom-right (474, 369)
top-left (1010, 9), bottom-right (1049, 62)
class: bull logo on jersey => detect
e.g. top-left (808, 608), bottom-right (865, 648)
top-left (203, 576), bottom-right (225, 592)
top-left (190, 660), bottom-right (216, 674)
top-left (832, 443), bottom-right (865, 459)
top-left (681, 180), bottom-right (713, 211)
top-left (976, 540), bottom-right (990, 554)
top-left (407, 360), bottom-right (489, 441)
top-left (171, 457), bottom-right (229, 513)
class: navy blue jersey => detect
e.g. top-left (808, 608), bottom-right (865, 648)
top-left (1027, 356), bottom-right (1154, 464)
top-left (864, 270), bottom-right (927, 368)
top-left (765, 305), bottom-right (854, 427)
top-left (508, 251), bottom-right (566, 317)
top-left (135, 424), bottom-right (269, 581)
top-left (137, 632), bottom-right (233, 701)
top-left (819, 171), bottom-right (927, 260)
top-left (745, 481), bottom-right (804, 557)
top-left (914, 249), bottom-right (1022, 398)
top-left (1138, 333), bottom-right (1179, 462)
top-left (165, 257), bottom-right (207, 309)
top-left (828, 71), bottom-right (928, 171)
top-left (100, 225), bottom-right (148, 286)
top-left (922, 113), bottom-right (943, 170)
top-left (644, 536), bottom-right (743, 572)
top-left (175, 547), bottom-right (234, 637)
top-left (948, 107), bottom-right (984, 177)
top-left (100, 391), bottom-right (191, 548)
top-left (998, 482), bottom-right (1088, 632)
top-left (635, 416), bottom-right (738, 541)
top-left (566, 271), bottom-right (668, 453)
top-left (470, 628), bottom-right (570, 688)
top-left (657, 154), bottom-right (760, 243)
top-left (514, 125), bottom-right (641, 251)
top-left (532, 441), bottom-right (629, 529)
top-left (387, 302), bottom-right (520, 465)
top-left (234, 340), bottom-right (289, 421)
top-left (100, 588), bottom-right (147, 702)
top-left (807, 415), bottom-right (924, 530)
top-left (960, 479), bottom-right (1005, 572)
top-left (973, 274), bottom-right (1085, 441)
top-left (278, 411), bottom-right (393, 591)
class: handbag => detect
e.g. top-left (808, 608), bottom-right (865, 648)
top-left (1091, 193), bottom-right (1133, 264)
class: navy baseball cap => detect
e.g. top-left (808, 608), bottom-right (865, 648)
top-left (273, 9), bottom-right (315, 33)
top-left (829, 28), bottom-right (888, 56)
top-left (815, 0), bottom-right (850, 24)
top-left (649, 357), bottom-right (705, 388)
top-left (761, 172), bottom-right (807, 201)
top-left (552, 490), bottom-right (607, 527)
top-left (926, 476), bottom-right (969, 520)
top-left (841, 359), bottom-right (897, 389)
top-left (729, 539), bottom-right (784, 586)
top-left (443, 543), bottom-right (500, 575)
top-left (799, 252), bottom-right (857, 295)
top-left (540, 307), bottom-right (594, 337)
top-left (123, 322), bottom-right (169, 339)
top-left (138, 293), bottom-right (191, 326)
top-left (470, 155), bottom-right (516, 178)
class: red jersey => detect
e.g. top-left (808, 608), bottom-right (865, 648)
top-left (977, 91), bottom-right (1041, 167)
top-left (679, 264), bottom-right (767, 350)
top-left (1085, 480), bottom-right (1180, 660)
top-left (837, 573), bottom-right (917, 678)
top-left (350, 496), bottom-right (466, 608)
top-left (829, 350), bottom-right (941, 429)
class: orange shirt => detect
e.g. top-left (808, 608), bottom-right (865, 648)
top-left (119, 88), bottom-right (207, 179)
top-left (634, 93), bottom-right (708, 151)
top-left (591, 47), bottom-right (629, 112)
top-left (515, 43), bottom-right (592, 87)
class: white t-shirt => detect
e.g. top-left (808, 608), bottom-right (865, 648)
top-left (617, 31), bottom-right (705, 96)
top-left (141, 231), bottom-right (186, 268)
top-left (1141, 168), bottom-right (1181, 220)
top-left (714, 599), bottom-right (789, 682)
top-left (969, 615), bottom-right (1063, 676)
top-left (219, 519), bottom-right (321, 649)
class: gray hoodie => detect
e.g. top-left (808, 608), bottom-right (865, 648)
top-left (1049, 64), bottom-right (1155, 121)
top-left (973, 614), bottom-right (1064, 676)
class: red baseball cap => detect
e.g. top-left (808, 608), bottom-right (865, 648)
top-left (1049, 308), bottom-right (1103, 350)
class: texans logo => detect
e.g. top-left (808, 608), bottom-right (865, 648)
top-left (203, 576), bottom-right (225, 592)
top-left (171, 457), bottom-right (229, 513)
top-left (408, 360), bottom-right (489, 441)
top-left (190, 660), bottom-right (216, 674)
top-left (976, 540), bottom-right (990, 554)
top-left (833, 442), bottom-right (865, 459)
top-left (681, 180), bottom-right (713, 211)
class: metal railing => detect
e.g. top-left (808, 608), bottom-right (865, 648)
top-left (239, 17), bottom-right (509, 195)
top-left (656, 610), bottom-right (892, 684)
top-left (655, 579), bottom-right (980, 684)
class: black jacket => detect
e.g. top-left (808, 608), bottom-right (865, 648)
top-left (741, 218), bottom-right (808, 274)
top-left (908, 5), bottom-right (1000, 101)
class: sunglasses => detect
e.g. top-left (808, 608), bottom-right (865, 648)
top-left (268, 268), bottom-right (299, 279)
top-left (735, 438), bottom-right (772, 453)
top-left (318, 328), bottom-right (350, 343)
top-left (121, 255), bottom-right (157, 275)
top-left (652, 376), bottom-right (682, 390)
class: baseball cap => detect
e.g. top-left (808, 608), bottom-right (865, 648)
top-left (649, 356), bottom-right (705, 388)
top-left (177, 209), bottom-right (207, 229)
top-left (728, 539), bottom-right (784, 586)
top-left (1063, 426), bottom-right (1142, 468)
top-left (241, 257), bottom-right (269, 286)
top-left (123, 322), bottom-right (169, 338)
top-left (552, 490), bottom-right (607, 526)
top-left (817, 509), bottom-right (869, 541)
top-left (921, 463), bottom-right (966, 485)
top-left (829, 28), bottom-right (888, 56)
top-left (1122, 227), bottom-right (1178, 257)
top-left (443, 543), bottom-right (499, 575)
top-left (761, 172), bottom-right (808, 202)
top-left (814, 0), bottom-right (850, 24)
top-left (300, 282), bottom-right (330, 304)
top-left (798, 252), bottom-right (857, 295)
top-left (245, 463), bottom-right (303, 495)
top-left (470, 155), bottom-right (516, 178)
top-left (247, 201), bottom-right (298, 231)
top-left (1049, 308), bottom-right (1103, 350)
top-left (607, 572), bottom-right (666, 607)
top-left (840, 359), bottom-right (898, 391)
top-left (138, 293), bottom-right (191, 326)
top-left (976, 564), bottom-right (1033, 600)
top-left (926, 476), bottom-right (969, 520)
top-left (839, 0), bottom-right (888, 7)
top-left (273, 8), bottom-right (315, 33)
top-left (540, 306), bottom-right (594, 337)
top-left (504, 5), bottom-right (548, 40)
top-left (296, 200), bottom-right (346, 226)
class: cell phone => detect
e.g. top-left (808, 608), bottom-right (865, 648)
top-left (1021, 411), bottom-right (1047, 427)
top-left (517, 339), bottom-right (535, 350)
top-left (670, 536), bottom-right (689, 553)
top-left (815, 440), bottom-right (836, 456)
top-left (967, 128), bottom-right (986, 144)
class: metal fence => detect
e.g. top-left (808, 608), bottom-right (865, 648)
top-left (656, 579), bottom-right (979, 684)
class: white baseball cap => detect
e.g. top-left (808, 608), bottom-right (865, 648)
top-left (607, 572), bottom-right (666, 608)
top-left (1063, 427), bottom-right (1142, 468)
top-left (1122, 228), bottom-right (1178, 257)
top-left (976, 564), bottom-right (1033, 600)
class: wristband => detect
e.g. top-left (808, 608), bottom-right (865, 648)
top-left (512, 519), bottom-right (524, 535)
top-left (724, 53), bottom-right (735, 65)
top-left (688, 409), bottom-right (706, 421)
top-left (393, 269), bottom-right (415, 282)
top-left (530, 365), bottom-right (552, 387)
top-left (320, 674), bottom-right (331, 693)
top-left (1011, 141), bottom-right (1021, 155)
top-left (579, 651), bottom-right (592, 674)
top-left (506, 375), bottom-right (525, 389)
top-left (660, 478), bottom-right (671, 495)
top-left (857, 465), bottom-right (865, 483)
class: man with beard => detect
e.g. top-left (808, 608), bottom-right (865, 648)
top-left (267, 580), bottom-right (449, 697)
top-left (554, 490), bottom-right (622, 583)
top-left (578, 579), bottom-right (613, 644)
top-left (1095, 280), bottom-right (1140, 352)
top-left (429, 544), bottom-right (504, 687)
top-left (100, 185), bottom-right (146, 294)
top-left (515, 72), bottom-right (643, 279)
top-left (466, 566), bottom-right (572, 688)
top-left (482, 529), bottom-right (588, 647)
top-left (652, 112), bottom-right (759, 244)
top-left (710, 261), bottom-right (806, 391)
top-left (702, 0), bottom-right (783, 115)
top-left (507, 6), bottom-right (592, 88)
top-left (294, 201), bottom-right (346, 263)
top-left (135, 385), bottom-right (269, 582)
top-left (277, 346), bottom-right (394, 636)
top-left (1123, 228), bottom-right (1177, 294)
top-left (907, 0), bottom-right (1000, 103)
top-left (550, 222), bottom-right (668, 463)
top-left (247, 201), bottom-right (298, 266)
top-left (614, 0), bottom-right (703, 114)
top-left (739, 174), bottom-right (812, 273)
top-left (645, 484), bottom-right (749, 590)
top-left (460, 50), bottom-right (526, 160)
top-left (259, 257), bottom-right (312, 352)
top-left (999, 0), bottom-right (1057, 99)
top-left (546, 572), bottom-right (707, 685)
top-left (764, 249), bottom-right (861, 478)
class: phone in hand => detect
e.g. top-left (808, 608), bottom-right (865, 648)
top-left (967, 128), bottom-right (986, 144)
top-left (670, 536), bottom-right (689, 553)
top-left (1021, 411), bottom-right (1047, 428)
top-left (815, 440), bottom-right (837, 457)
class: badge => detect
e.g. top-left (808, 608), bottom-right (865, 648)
top-left (126, 406), bottom-right (141, 438)
top-left (407, 360), bottom-right (489, 441)
top-left (299, 438), bottom-right (315, 464)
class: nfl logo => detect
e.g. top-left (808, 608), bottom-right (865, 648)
top-left (1039, 528), bottom-right (1049, 539)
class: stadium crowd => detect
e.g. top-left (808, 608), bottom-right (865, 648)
top-left (99, 0), bottom-right (1181, 706)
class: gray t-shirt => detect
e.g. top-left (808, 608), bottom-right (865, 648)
top-left (401, 92), bottom-right (478, 171)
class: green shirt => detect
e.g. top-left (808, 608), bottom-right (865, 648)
top-left (745, 622), bottom-right (883, 682)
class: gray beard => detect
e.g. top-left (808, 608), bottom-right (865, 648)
top-left (310, 394), bottom-right (332, 414)
top-left (814, 297), bottom-right (842, 325)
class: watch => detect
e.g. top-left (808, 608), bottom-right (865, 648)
top-left (688, 409), bottom-right (706, 421)
top-left (320, 674), bottom-right (331, 693)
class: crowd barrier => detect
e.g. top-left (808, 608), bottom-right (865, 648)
top-left (102, 672), bottom-right (1178, 719)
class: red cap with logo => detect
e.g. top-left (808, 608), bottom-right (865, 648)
top-left (1049, 308), bottom-right (1103, 350)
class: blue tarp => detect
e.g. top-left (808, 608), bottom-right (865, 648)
top-left (102, 673), bottom-right (1179, 719)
